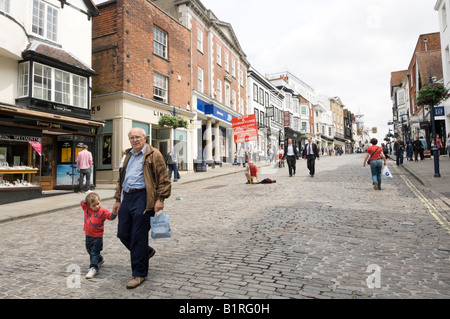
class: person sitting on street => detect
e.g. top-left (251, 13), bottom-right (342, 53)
top-left (244, 161), bottom-right (259, 184)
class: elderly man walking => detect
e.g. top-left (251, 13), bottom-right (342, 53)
top-left (112, 128), bottom-right (171, 289)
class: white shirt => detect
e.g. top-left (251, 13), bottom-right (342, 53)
top-left (286, 144), bottom-right (295, 156)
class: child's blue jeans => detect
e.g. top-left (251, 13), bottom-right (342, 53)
top-left (86, 236), bottom-right (103, 270)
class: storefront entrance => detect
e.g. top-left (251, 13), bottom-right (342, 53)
top-left (41, 135), bottom-right (56, 190)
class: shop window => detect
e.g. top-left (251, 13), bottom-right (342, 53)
top-left (174, 129), bottom-right (187, 171)
top-left (132, 121), bottom-right (150, 143)
top-left (98, 120), bottom-right (112, 170)
top-left (0, 133), bottom-right (41, 187)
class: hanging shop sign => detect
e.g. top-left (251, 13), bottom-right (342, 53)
top-left (232, 114), bottom-right (258, 144)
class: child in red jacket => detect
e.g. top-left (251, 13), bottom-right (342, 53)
top-left (81, 192), bottom-right (117, 279)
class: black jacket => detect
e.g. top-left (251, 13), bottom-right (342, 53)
top-left (282, 143), bottom-right (299, 160)
top-left (302, 143), bottom-right (320, 159)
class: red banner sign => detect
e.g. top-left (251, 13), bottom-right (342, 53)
top-left (29, 142), bottom-right (42, 155)
top-left (232, 114), bottom-right (258, 144)
top-left (283, 111), bottom-right (290, 127)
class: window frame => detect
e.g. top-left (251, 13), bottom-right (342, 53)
top-left (197, 67), bottom-right (204, 93)
top-left (153, 72), bottom-right (168, 103)
top-left (31, 0), bottom-right (58, 42)
top-left (0, 0), bottom-right (10, 13)
top-left (153, 26), bottom-right (168, 59)
top-left (197, 27), bottom-right (203, 53)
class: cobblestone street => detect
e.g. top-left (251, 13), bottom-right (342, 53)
top-left (0, 154), bottom-right (449, 299)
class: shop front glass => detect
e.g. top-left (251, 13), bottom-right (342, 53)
top-left (0, 131), bottom-right (41, 189)
top-left (174, 129), bottom-right (187, 171)
top-left (56, 134), bottom-right (95, 189)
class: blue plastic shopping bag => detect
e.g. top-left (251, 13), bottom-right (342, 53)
top-left (150, 212), bottom-right (172, 239)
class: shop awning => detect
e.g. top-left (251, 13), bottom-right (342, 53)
top-left (0, 104), bottom-right (104, 131)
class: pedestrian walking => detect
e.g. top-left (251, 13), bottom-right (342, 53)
top-left (413, 136), bottom-right (424, 162)
top-left (363, 138), bottom-right (386, 190)
top-left (447, 133), bottom-right (450, 158)
top-left (167, 147), bottom-right (180, 182)
top-left (283, 139), bottom-right (298, 177)
top-left (393, 136), bottom-right (405, 166)
top-left (237, 146), bottom-right (244, 166)
top-left (436, 134), bottom-right (443, 155)
top-left (81, 192), bottom-right (117, 279)
top-left (302, 137), bottom-right (320, 177)
top-left (112, 127), bottom-right (171, 289)
top-left (76, 144), bottom-right (93, 193)
top-left (277, 145), bottom-right (284, 168)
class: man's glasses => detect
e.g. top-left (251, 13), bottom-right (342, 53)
top-left (129, 136), bottom-right (143, 140)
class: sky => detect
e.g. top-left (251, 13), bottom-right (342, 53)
top-left (93, 0), bottom-right (440, 143)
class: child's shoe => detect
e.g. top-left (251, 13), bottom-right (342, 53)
top-left (86, 267), bottom-right (97, 279)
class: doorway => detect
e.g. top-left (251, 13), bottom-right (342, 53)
top-left (41, 135), bottom-right (56, 190)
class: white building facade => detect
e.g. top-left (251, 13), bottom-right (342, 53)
top-left (0, 0), bottom-right (102, 202)
top-left (247, 67), bottom-right (284, 160)
top-left (435, 0), bottom-right (450, 139)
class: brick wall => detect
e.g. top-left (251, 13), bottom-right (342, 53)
top-left (92, 0), bottom-right (191, 110)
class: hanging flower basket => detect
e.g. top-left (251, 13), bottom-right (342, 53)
top-left (416, 83), bottom-right (450, 109)
top-left (158, 114), bottom-right (188, 129)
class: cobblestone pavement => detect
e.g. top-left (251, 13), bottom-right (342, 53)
top-left (0, 154), bottom-right (449, 299)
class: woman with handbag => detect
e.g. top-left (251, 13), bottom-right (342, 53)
top-left (363, 138), bottom-right (387, 190)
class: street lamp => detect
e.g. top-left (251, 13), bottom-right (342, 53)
top-left (430, 100), bottom-right (441, 177)
top-left (428, 77), bottom-right (441, 178)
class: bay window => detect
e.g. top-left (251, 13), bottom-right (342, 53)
top-left (18, 62), bottom-right (88, 109)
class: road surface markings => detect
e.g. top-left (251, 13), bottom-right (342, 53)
top-left (392, 164), bottom-right (450, 234)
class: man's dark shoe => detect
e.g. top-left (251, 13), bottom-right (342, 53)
top-left (149, 249), bottom-right (156, 260)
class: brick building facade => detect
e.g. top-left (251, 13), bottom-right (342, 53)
top-left (156, 0), bottom-right (250, 165)
top-left (91, 0), bottom-right (193, 183)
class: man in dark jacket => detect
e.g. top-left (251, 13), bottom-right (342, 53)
top-left (282, 139), bottom-right (299, 177)
top-left (413, 135), bottom-right (424, 162)
top-left (302, 137), bottom-right (320, 177)
top-left (394, 136), bottom-right (405, 166)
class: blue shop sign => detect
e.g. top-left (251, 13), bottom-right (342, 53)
top-left (197, 99), bottom-right (234, 124)
top-left (434, 106), bottom-right (445, 117)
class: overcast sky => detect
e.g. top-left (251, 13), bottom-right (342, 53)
top-left (93, 0), bottom-right (440, 142)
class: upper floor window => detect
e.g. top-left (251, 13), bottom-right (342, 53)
top-left (216, 78), bottom-right (222, 103)
top-left (153, 26), bottom-right (167, 59)
top-left (32, 0), bottom-right (58, 42)
top-left (231, 59), bottom-right (236, 78)
top-left (197, 27), bottom-right (203, 53)
top-left (197, 67), bottom-right (204, 93)
top-left (216, 43), bottom-right (222, 66)
top-left (18, 62), bottom-right (88, 108)
top-left (301, 105), bottom-right (307, 116)
top-left (442, 3), bottom-right (447, 29)
top-left (0, 0), bottom-right (10, 13)
top-left (153, 72), bottom-right (168, 103)
top-left (253, 84), bottom-right (258, 102)
top-left (397, 90), bottom-right (405, 106)
top-left (224, 51), bottom-right (229, 72)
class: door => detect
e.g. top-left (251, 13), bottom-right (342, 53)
top-left (41, 135), bottom-right (56, 190)
top-left (158, 140), bottom-right (170, 162)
